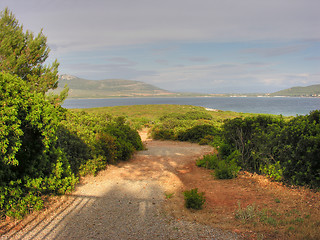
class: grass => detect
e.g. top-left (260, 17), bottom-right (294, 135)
top-left (165, 192), bottom-right (174, 199)
top-left (234, 200), bottom-right (320, 239)
top-left (72, 104), bottom-right (269, 131)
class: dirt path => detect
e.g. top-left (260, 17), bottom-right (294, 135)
top-left (1, 132), bottom-right (241, 240)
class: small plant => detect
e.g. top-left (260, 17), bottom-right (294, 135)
top-left (165, 192), bottom-right (174, 199)
top-left (235, 202), bottom-right (258, 221)
top-left (183, 188), bottom-right (206, 210)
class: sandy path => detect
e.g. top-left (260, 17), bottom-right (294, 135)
top-left (1, 135), bottom-right (241, 240)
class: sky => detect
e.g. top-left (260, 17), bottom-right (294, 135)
top-left (1, 0), bottom-right (319, 93)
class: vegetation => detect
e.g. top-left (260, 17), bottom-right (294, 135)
top-left (0, 9), bottom-right (142, 219)
top-left (196, 154), bottom-right (241, 179)
top-left (219, 112), bottom-right (320, 188)
top-left (183, 188), bottom-right (206, 210)
top-left (270, 84), bottom-right (320, 97)
top-left (1, 10), bottom-right (319, 240)
top-left (0, 72), bottom-right (77, 218)
top-left (0, 71), bottom-right (143, 218)
top-left (0, 8), bottom-right (59, 94)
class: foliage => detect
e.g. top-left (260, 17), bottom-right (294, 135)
top-left (183, 188), bottom-right (206, 210)
top-left (260, 161), bottom-right (283, 181)
top-left (160, 111), bottom-right (212, 121)
top-left (213, 159), bottom-right (241, 179)
top-left (0, 8), bottom-right (59, 94)
top-left (178, 124), bottom-right (217, 143)
top-left (197, 153), bottom-right (241, 179)
top-left (277, 110), bottom-right (320, 187)
top-left (57, 111), bottom-right (143, 176)
top-left (0, 72), bottom-right (143, 218)
top-left (220, 112), bottom-right (320, 188)
top-left (196, 154), bottom-right (220, 170)
top-left (152, 112), bottom-right (217, 143)
top-left (221, 115), bottom-right (284, 173)
top-left (0, 72), bottom-right (77, 218)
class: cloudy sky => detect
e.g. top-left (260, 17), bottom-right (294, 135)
top-left (1, 0), bottom-right (319, 93)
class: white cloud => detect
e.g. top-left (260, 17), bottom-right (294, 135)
top-left (1, 0), bottom-right (319, 93)
top-left (1, 0), bottom-right (319, 54)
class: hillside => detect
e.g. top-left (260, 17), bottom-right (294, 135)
top-left (55, 75), bottom-right (175, 98)
top-left (270, 84), bottom-right (320, 97)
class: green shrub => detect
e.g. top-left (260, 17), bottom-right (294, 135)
top-left (183, 188), bottom-right (206, 210)
top-left (214, 159), bottom-right (240, 179)
top-left (60, 112), bottom-right (143, 171)
top-left (178, 124), bottom-right (217, 143)
top-left (260, 161), bottom-right (283, 181)
top-left (197, 153), bottom-right (240, 179)
top-left (196, 154), bottom-right (219, 169)
top-left (151, 127), bottom-right (175, 140)
top-left (160, 111), bottom-right (212, 121)
top-left (219, 111), bottom-right (320, 188)
top-left (278, 111), bottom-right (320, 187)
top-left (0, 72), bottom-right (78, 218)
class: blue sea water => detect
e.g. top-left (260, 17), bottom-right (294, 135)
top-left (62, 97), bottom-right (320, 116)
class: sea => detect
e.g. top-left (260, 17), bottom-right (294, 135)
top-left (62, 97), bottom-right (320, 117)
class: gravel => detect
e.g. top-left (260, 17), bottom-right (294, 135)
top-left (1, 140), bottom-right (241, 240)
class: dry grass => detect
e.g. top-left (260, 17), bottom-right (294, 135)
top-left (163, 167), bottom-right (320, 240)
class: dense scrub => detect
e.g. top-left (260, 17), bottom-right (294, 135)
top-left (57, 112), bottom-right (143, 176)
top-left (151, 108), bottom-right (320, 188)
top-left (0, 73), bottom-right (142, 219)
top-left (219, 112), bottom-right (320, 188)
top-left (151, 111), bottom-right (218, 142)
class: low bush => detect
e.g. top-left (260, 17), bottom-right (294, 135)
top-left (196, 154), bottom-right (219, 169)
top-left (183, 188), bottom-right (206, 210)
top-left (160, 111), bottom-right (212, 121)
top-left (197, 153), bottom-right (241, 179)
top-left (178, 124), bottom-right (217, 143)
top-left (214, 159), bottom-right (241, 179)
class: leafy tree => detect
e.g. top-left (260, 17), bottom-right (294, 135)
top-left (0, 72), bottom-right (67, 180)
top-left (0, 8), bottom-right (59, 94)
top-left (0, 72), bottom-right (77, 218)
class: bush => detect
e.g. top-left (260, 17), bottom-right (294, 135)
top-left (183, 188), bottom-right (206, 210)
top-left (0, 72), bottom-right (77, 218)
top-left (219, 112), bottom-right (320, 188)
top-left (214, 159), bottom-right (240, 179)
top-left (160, 111), bottom-right (212, 121)
top-left (178, 124), bottom-right (217, 143)
top-left (277, 111), bottom-right (320, 187)
top-left (59, 112), bottom-right (143, 175)
top-left (197, 153), bottom-right (241, 179)
top-left (196, 154), bottom-right (219, 169)
top-left (151, 127), bottom-right (175, 140)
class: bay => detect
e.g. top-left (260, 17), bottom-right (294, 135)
top-left (62, 97), bottom-right (320, 116)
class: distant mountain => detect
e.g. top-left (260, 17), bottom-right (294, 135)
top-left (56, 75), bottom-right (175, 98)
top-left (270, 84), bottom-right (320, 97)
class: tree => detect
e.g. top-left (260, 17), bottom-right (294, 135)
top-left (0, 72), bottom-right (77, 218)
top-left (0, 8), bottom-right (59, 93)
